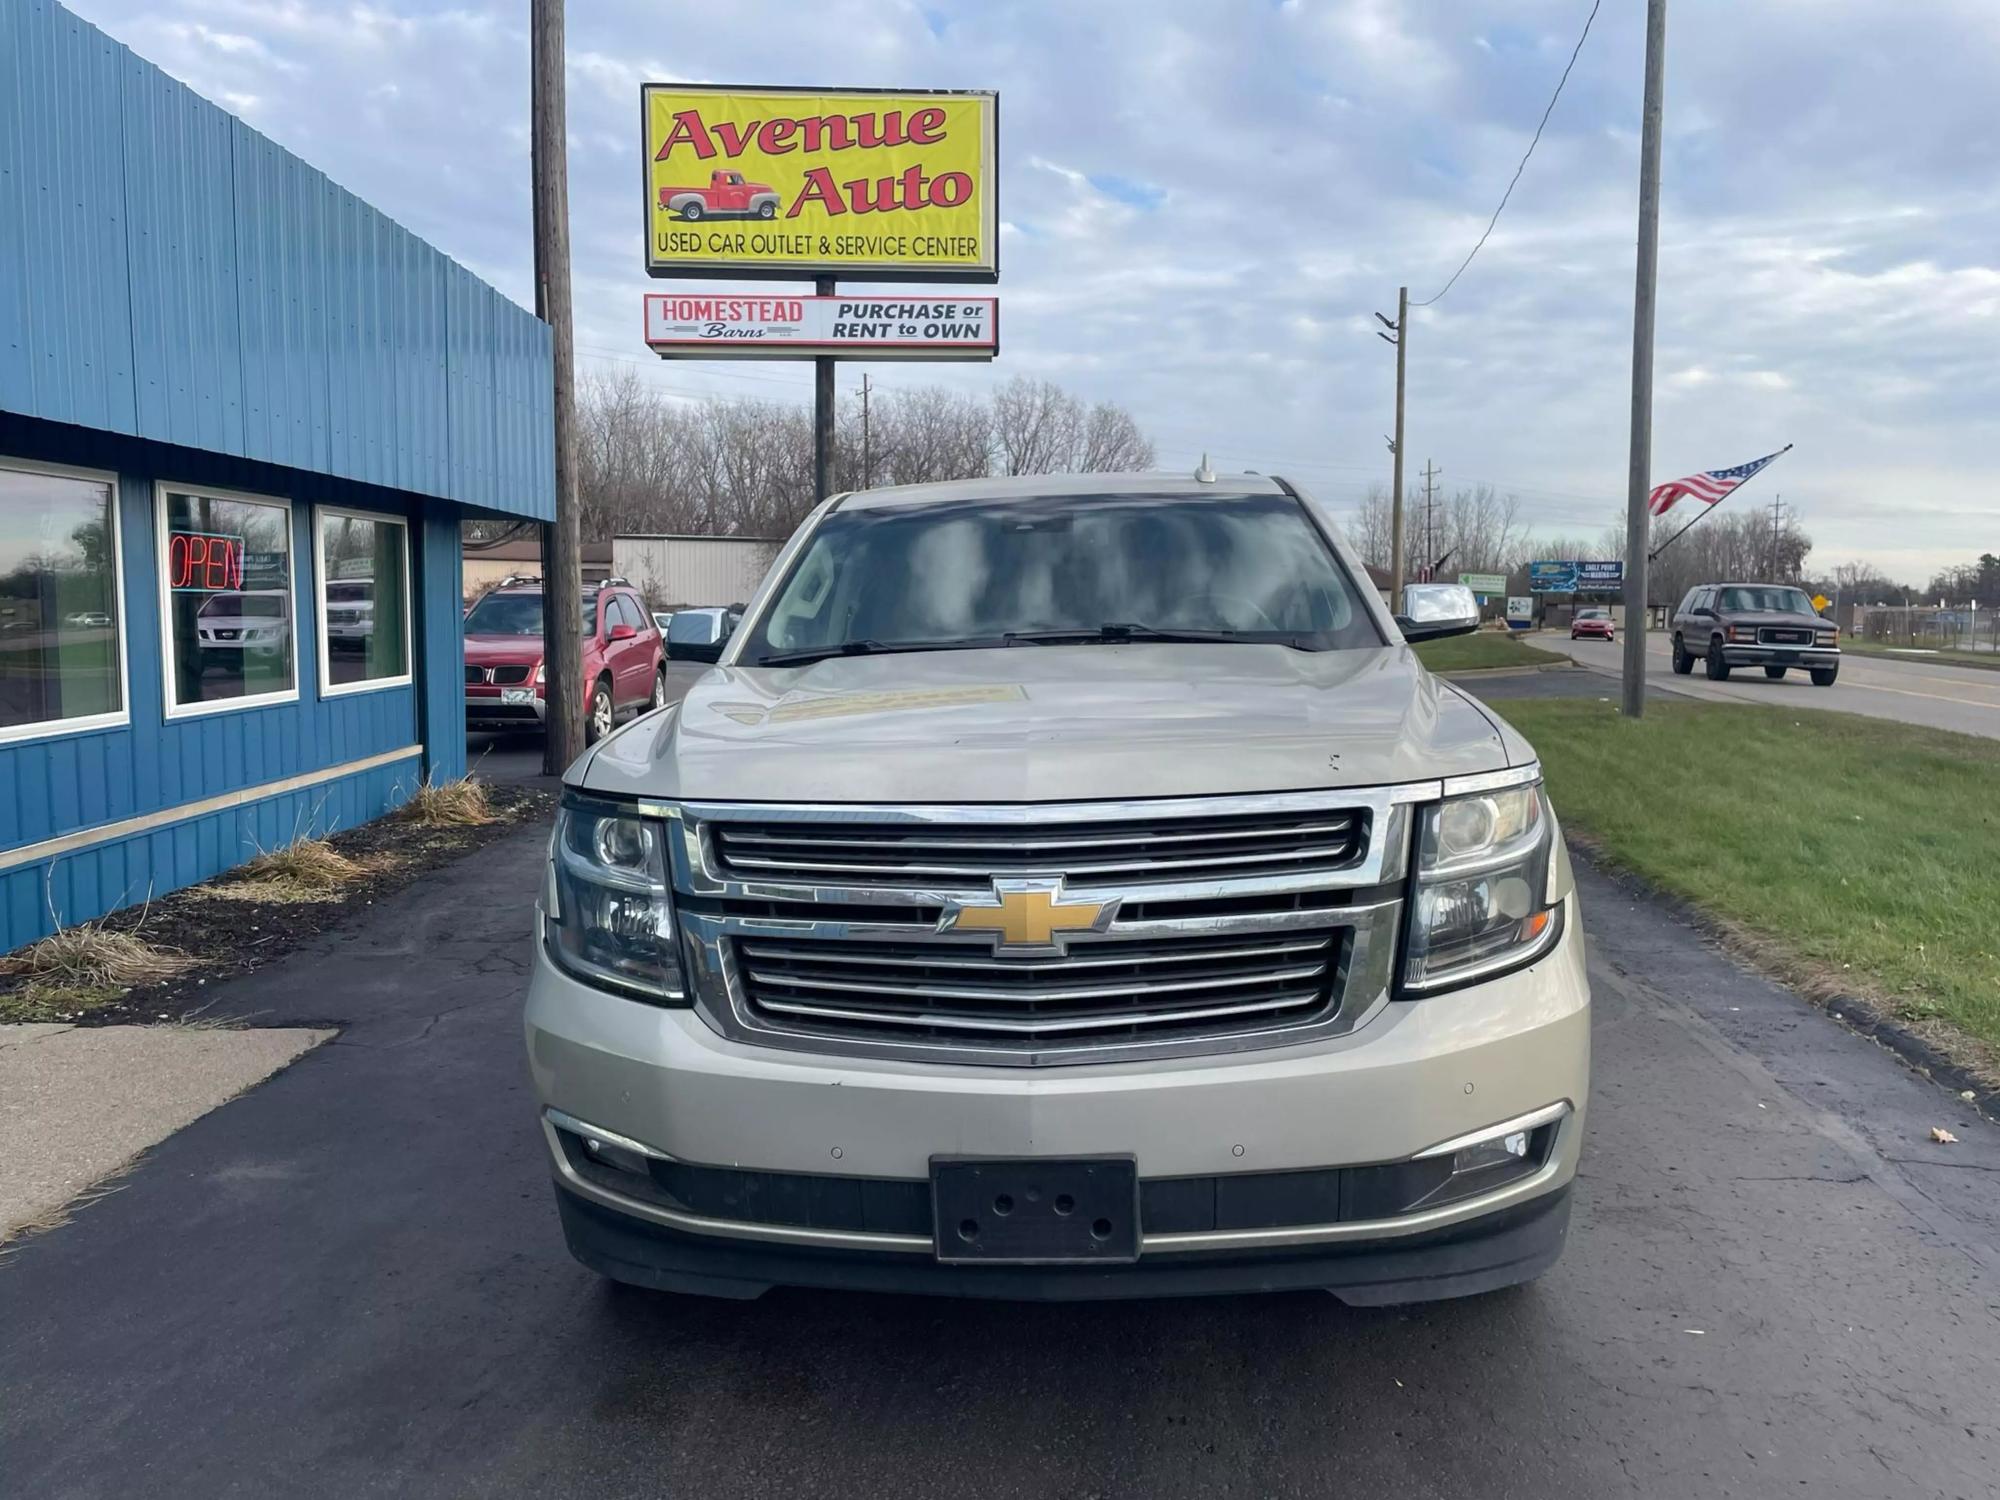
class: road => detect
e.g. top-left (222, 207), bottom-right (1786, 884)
top-left (1547, 631), bottom-right (2000, 739)
top-left (3, 675), bottom-right (1998, 1497)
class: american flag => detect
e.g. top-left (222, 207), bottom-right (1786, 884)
top-left (1647, 447), bottom-right (1790, 517)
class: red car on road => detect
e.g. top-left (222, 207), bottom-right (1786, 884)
top-left (464, 578), bottom-right (666, 743)
top-left (1570, 608), bottom-right (1616, 642)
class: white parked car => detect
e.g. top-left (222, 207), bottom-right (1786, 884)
top-left (195, 591), bottom-right (290, 657)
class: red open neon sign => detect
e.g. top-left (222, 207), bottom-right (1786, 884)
top-left (168, 531), bottom-right (245, 592)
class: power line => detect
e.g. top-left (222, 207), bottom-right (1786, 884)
top-left (1412, 0), bottom-right (1601, 308)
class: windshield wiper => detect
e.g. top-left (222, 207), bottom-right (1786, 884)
top-left (752, 638), bottom-right (997, 668)
top-left (1005, 623), bottom-right (1309, 649)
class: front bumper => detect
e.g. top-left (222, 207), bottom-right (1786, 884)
top-left (524, 901), bottom-right (1590, 1300)
top-left (1718, 644), bottom-right (1839, 668)
top-left (467, 691), bottom-right (546, 727)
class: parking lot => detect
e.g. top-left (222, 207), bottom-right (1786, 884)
top-left (3, 670), bottom-right (1995, 1499)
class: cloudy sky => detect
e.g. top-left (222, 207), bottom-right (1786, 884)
top-left (69, 0), bottom-right (2000, 583)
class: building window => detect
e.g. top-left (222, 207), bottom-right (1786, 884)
top-left (316, 508), bottom-right (411, 694)
top-left (159, 486), bottom-right (297, 715)
top-left (0, 461), bottom-right (126, 743)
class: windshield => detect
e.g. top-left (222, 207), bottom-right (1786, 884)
top-left (1578, 609), bottom-right (1608, 620)
top-left (464, 592), bottom-right (598, 637)
top-left (197, 594), bottom-right (285, 619)
top-left (1720, 586), bottom-right (1816, 614)
top-left (739, 492), bottom-right (1380, 664)
top-left (327, 581), bottom-right (372, 605)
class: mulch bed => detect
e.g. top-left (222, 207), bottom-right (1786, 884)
top-left (0, 782), bottom-right (556, 1027)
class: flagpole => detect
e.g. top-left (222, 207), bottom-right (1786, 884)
top-left (1647, 443), bottom-right (1793, 561)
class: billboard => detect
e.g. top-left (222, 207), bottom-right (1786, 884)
top-left (1529, 560), bottom-right (1625, 593)
top-left (642, 86), bottom-right (998, 282)
top-left (1458, 572), bottom-right (1506, 597)
top-left (645, 294), bottom-right (996, 360)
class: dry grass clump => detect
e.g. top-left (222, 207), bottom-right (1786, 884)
top-left (0, 924), bottom-right (196, 989)
top-left (394, 773), bottom-right (495, 828)
top-left (215, 836), bottom-right (371, 902)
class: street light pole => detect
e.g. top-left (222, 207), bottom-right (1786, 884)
top-left (1620, 0), bottom-right (1667, 718)
top-left (1375, 289), bottom-right (1409, 614)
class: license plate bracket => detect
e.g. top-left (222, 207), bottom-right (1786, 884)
top-left (931, 1156), bottom-right (1139, 1264)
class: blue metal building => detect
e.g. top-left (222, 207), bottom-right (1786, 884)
top-left (0, 1), bottom-right (554, 949)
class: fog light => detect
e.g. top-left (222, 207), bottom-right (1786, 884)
top-left (1452, 1130), bottom-right (1531, 1177)
top-left (585, 1136), bottom-right (650, 1178)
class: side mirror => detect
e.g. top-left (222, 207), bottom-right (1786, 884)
top-left (1396, 582), bottom-right (1481, 643)
top-left (608, 622), bottom-right (637, 642)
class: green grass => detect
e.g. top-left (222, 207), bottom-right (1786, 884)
top-left (1841, 639), bottom-right (2000, 673)
top-left (1499, 697), bottom-right (2000, 1061)
top-left (0, 981), bottom-right (124, 1023)
top-left (1412, 632), bottom-right (1566, 672)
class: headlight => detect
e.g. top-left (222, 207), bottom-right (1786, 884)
top-left (1728, 625), bottom-right (1758, 642)
top-left (544, 794), bottom-right (686, 1003)
top-left (1815, 629), bottom-right (1838, 645)
top-left (534, 661), bottom-right (546, 684)
top-left (1404, 777), bottom-right (1562, 993)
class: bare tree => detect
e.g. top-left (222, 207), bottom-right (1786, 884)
top-left (1075, 401), bottom-right (1155, 472)
top-left (1348, 484), bottom-right (1398, 569)
top-left (992, 378), bottom-right (1083, 475)
top-left (572, 370), bottom-right (1156, 542)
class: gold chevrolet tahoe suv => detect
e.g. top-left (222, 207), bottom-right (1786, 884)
top-left (524, 471), bottom-right (1589, 1303)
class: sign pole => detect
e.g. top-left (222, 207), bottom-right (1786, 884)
top-left (813, 277), bottom-right (837, 501)
top-left (1620, 0), bottom-right (1667, 719)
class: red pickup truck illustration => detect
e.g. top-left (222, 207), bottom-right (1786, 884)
top-left (659, 169), bottom-right (781, 222)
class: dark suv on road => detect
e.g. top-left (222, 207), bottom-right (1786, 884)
top-left (1670, 583), bottom-right (1840, 685)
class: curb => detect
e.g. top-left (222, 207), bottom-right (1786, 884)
top-left (1439, 661), bottom-right (1582, 680)
top-left (1577, 851), bottom-right (1998, 1122)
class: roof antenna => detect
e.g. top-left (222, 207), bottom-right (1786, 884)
top-left (1193, 453), bottom-right (1216, 484)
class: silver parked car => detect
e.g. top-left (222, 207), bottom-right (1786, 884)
top-left (525, 471), bottom-right (1589, 1303)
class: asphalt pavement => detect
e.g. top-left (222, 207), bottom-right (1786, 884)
top-left (3, 696), bottom-right (1997, 1496)
top-left (1547, 631), bottom-right (2000, 739)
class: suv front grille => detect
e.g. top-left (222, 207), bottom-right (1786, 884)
top-left (1757, 627), bottom-right (1814, 645)
top-left (711, 810), bottom-right (1365, 886)
top-left (733, 928), bottom-right (1347, 1049)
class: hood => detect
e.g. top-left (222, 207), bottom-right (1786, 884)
top-left (577, 643), bottom-right (1525, 804)
top-left (464, 634), bottom-right (543, 667)
top-left (1723, 610), bottom-right (1824, 629)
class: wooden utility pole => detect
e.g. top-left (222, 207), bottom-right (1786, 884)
top-left (814, 276), bottom-right (837, 500)
top-left (1620, 0), bottom-right (1667, 718)
top-left (532, 0), bottom-right (584, 772)
top-left (1390, 286), bottom-right (1408, 612)
top-left (860, 372), bottom-right (873, 489)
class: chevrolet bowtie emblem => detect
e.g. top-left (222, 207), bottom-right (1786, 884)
top-left (942, 878), bottom-right (1119, 953)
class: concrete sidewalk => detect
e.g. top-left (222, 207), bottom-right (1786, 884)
top-left (0, 1022), bottom-right (330, 1243)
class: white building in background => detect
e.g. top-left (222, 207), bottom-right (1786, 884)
top-left (613, 535), bottom-right (784, 610)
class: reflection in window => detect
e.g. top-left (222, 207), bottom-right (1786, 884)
top-left (319, 511), bottom-right (409, 688)
top-left (0, 463), bottom-right (123, 735)
top-left (164, 489), bottom-right (295, 709)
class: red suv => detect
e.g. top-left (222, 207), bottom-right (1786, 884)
top-left (464, 577), bottom-right (666, 743)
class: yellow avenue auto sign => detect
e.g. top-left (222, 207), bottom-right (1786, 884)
top-left (642, 85), bottom-right (998, 282)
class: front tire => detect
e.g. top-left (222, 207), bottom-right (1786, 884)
top-left (1671, 635), bottom-right (1694, 675)
top-left (585, 678), bottom-right (614, 745)
top-left (1705, 639), bottom-right (1731, 680)
top-left (755, 201), bottom-right (777, 220)
top-left (1811, 666), bottom-right (1839, 687)
top-left (1764, 665), bottom-right (1788, 680)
